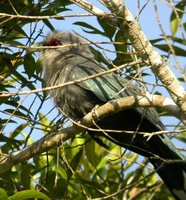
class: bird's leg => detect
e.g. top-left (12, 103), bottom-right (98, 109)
top-left (88, 105), bottom-right (110, 150)
top-left (91, 104), bottom-right (101, 122)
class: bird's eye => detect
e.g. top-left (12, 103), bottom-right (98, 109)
top-left (45, 38), bottom-right (62, 46)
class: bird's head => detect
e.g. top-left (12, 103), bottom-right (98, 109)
top-left (39, 31), bottom-right (95, 88)
top-left (40, 31), bottom-right (92, 68)
top-left (43, 31), bottom-right (82, 46)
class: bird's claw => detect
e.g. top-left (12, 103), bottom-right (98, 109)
top-left (91, 105), bottom-right (101, 121)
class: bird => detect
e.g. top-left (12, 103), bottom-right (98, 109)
top-left (40, 31), bottom-right (186, 200)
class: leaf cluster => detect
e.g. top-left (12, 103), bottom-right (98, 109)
top-left (0, 0), bottom-right (185, 199)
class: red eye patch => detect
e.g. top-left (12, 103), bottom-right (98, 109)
top-left (45, 38), bottom-right (63, 46)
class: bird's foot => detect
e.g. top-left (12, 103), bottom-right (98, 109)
top-left (91, 105), bottom-right (101, 122)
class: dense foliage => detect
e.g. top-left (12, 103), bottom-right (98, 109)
top-left (0, 0), bottom-right (185, 199)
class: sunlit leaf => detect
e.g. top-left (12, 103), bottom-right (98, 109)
top-left (170, 2), bottom-right (185, 36)
top-left (8, 190), bottom-right (50, 200)
top-left (39, 112), bottom-right (52, 134)
top-left (0, 188), bottom-right (8, 200)
top-left (85, 138), bottom-right (100, 167)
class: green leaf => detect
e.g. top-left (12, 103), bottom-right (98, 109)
top-left (70, 148), bottom-right (83, 171)
top-left (43, 19), bottom-right (55, 31)
top-left (58, 165), bottom-right (68, 180)
top-left (10, 123), bottom-right (28, 139)
top-left (4, 109), bottom-right (29, 120)
top-left (34, 59), bottom-right (43, 75)
top-left (74, 174), bottom-right (105, 193)
top-left (54, 178), bottom-right (68, 198)
top-left (20, 163), bottom-right (33, 189)
top-left (154, 44), bottom-right (186, 56)
top-left (3, 100), bottom-right (33, 118)
top-left (89, 46), bottom-right (110, 67)
top-left (13, 70), bottom-right (36, 90)
top-left (184, 22), bottom-right (186, 31)
top-left (39, 112), bottom-right (52, 134)
top-left (43, 0), bottom-right (72, 9)
top-left (97, 17), bottom-right (116, 39)
top-left (0, 188), bottom-right (8, 200)
top-left (170, 2), bottom-right (185, 35)
top-left (23, 53), bottom-right (36, 79)
top-left (93, 155), bottom-right (107, 174)
top-left (176, 128), bottom-right (186, 143)
top-left (0, 52), bottom-right (21, 79)
top-left (163, 36), bottom-right (186, 45)
top-left (85, 139), bottom-right (99, 167)
top-left (5, 26), bottom-right (27, 39)
top-left (13, 24), bottom-right (28, 38)
top-left (8, 190), bottom-right (50, 200)
top-left (150, 38), bottom-right (165, 44)
top-left (113, 30), bottom-right (132, 65)
top-left (74, 21), bottom-right (104, 35)
top-left (114, 30), bottom-right (127, 54)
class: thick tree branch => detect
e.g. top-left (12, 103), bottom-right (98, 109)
top-left (70, 0), bottom-right (105, 15)
top-left (0, 94), bottom-right (181, 174)
top-left (70, 0), bottom-right (186, 123)
top-left (100, 0), bottom-right (186, 123)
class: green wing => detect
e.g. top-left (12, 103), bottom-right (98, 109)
top-left (72, 63), bottom-right (135, 101)
top-left (70, 62), bottom-right (184, 159)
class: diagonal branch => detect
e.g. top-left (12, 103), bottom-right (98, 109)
top-left (69, 0), bottom-right (186, 123)
top-left (70, 0), bottom-right (105, 15)
top-left (0, 60), bottom-right (142, 98)
top-left (0, 94), bottom-right (181, 174)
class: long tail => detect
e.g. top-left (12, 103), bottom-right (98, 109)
top-left (143, 130), bottom-right (186, 200)
top-left (90, 109), bottom-right (186, 199)
top-left (114, 134), bottom-right (186, 200)
top-left (93, 128), bottom-right (186, 199)
top-left (150, 148), bottom-right (186, 200)
top-left (112, 132), bottom-right (186, 200)
top-left (151, 160), bottom-right (186, 200)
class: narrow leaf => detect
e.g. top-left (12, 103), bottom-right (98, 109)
top-left (9, 190), bottom-right (50, 200)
